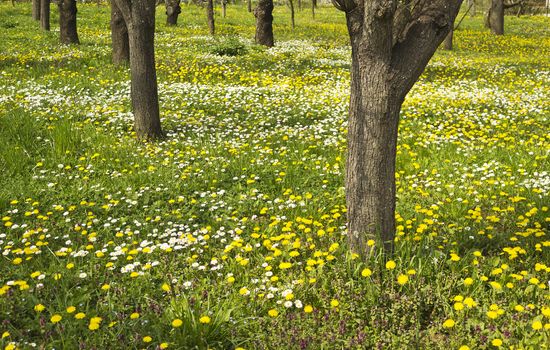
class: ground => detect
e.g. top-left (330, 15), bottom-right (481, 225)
top-left (0, 3), bottom-right (549, 349)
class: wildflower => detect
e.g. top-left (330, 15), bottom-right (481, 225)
top-left (75, 312), bottom-right (86, 319)
top-left (397, 274), bottom-right (409, 285)
top-left (130, 312), bottom-right (139, 319)
top-left (161, 283), bottom-right (171, 292)
top-left (491, 338), bottom-right (502, 347)
top-left (532, 320), bottom-right (542, 330)
top-left (459, 346), bottom-right (470, 350)
top-left (34, 304), bottom-right (45, 312)
top-left (330, 299), bottom-right (339, 308)
top-left (50, 314), bottom-right (62, 323)
top-left (143, 336), bottom-right (152, 343)
top-left (160, 343), bottom-right (169, 349)
top-left (442, 319), bottom-right (455, 328)
top-left (172, 319), bottom-right (183, 328)
top-left (268, 309), bottom-right (278, 317)
top-left (463, 278), bottom-right (474, 286)
top-left (1, 332), bottom-right (9, 339)
top-left (199, 315), bottom-right (211, 324)
top-left (279, 262), bottom-right (292, 269)
top-left (66, 306), bottom-right (76, 313)
top-left (304, 305), bottom-right (313, 313)
top-left (385, 260), bottom-right (396, 270)
top-left (361, 268), bottom-right (372, 277)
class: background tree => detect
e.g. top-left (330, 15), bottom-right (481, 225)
top-left (248, 0), bottom-right (252, 12)
top-left (112, 0), bottom-right (163, 140)
top-left (289, 0), bottom-right (296, 29)
top-left (222, 0), bottom-right (227, 18)
top-left (58, 0), bottom-right (79, 44)
top-left (166, 0), bottom-right (182, 25)
top-left (40, 0), bottom-right (50, 31)
top-left (32, 0), bottom-right (40, 20)
top-left (110, 0), bottom-right (129, 65)
top-left (311, 0), bottom-right (316, 18)
top-left (255, 0), bottom-right (274, 46)
top-left (207, 0), bottom-right (215, 34)
top-left (486, 0), bottom-right (524, 34)
top-left (332, 0), bottom-right (463, 254)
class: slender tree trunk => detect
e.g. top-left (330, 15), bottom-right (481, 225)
top-left (443, 27), bottom-right (453, 50)
top-left (311, 0), bottom-right (316, 19)
top-left (40, 0), bottom-right (50, 31)
top-left (207, 0), bottom-right (215, 34)
top-left (222, 0), bottom-right (227, 18)
top-left (248, 0), bottom-right (252, 12)
top-left (298, 0), bottom-right (302, 11)
top-left (111, 0), bottom-right (129, 65)
top-left (32, 0), bottom-right (41, 20)
top-left (488, 0), bottom-right (504, 34)
top-left (121, 0), bottom-right (163, 139)
top-left (166, 0), bottom-right (182, 25)
top-left (58, 0), bottom-right (79, 44)
top-left (289, 0), bottom-right (295, 29)
top-left (254, 0), bottom-right (273, 47)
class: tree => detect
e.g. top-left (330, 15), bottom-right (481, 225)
top-left (312, 0), bottom-right (316, 19)
top-left (40, 0), bottom-right (50, 31)
top-left (289, 0), bottom-right (296, 29)
top-left (32, 0), bottom-right (41, 21)
top-left (166, 0), bottom-right (182, 26)
top-left (332, 0), bottom-right (462, 254)
top-left (254, 0), bottom-right (274, 47)
top-left (443, 27), bottom-right (454, 50)
top-left (207, 0), bottom-right (215, 34)
top-left (110, 0), bottom-right (129, 65)
top-left (248, 0), bottom-right (252, 12)
top-left (58, 0), bottom-right (79, 44)
top-left (112, 0), bottom-right (163, 140)
top-left (222, 0), bottom-right (227, 18)
top-left (486, 0), bottom-right (524, 35)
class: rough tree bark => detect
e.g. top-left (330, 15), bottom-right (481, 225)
top-left (487, 0), bottom-right (504, 34)
top-left (289, 0), bottom-right (295, 28)
top-left (443, 27), bottom-right (453, 50)
top-left (207, 0), bottom-right (215, 34)
top-left (166, 0), bottom-right (182, 25)
top-left (40, 0), bottom-right (50, 31)
top-left (112, 0), bottom-right (163, 140)
top-left (58, 0), bottom-right (79, 44)
top-left (254, 0), bottom-right (274, 47)
top-left (332, 0), bottom-right (463, 254)
top-left (110, 0), bottom-right (129, 65)
top-left (32, 0), bottom-right (41, 20)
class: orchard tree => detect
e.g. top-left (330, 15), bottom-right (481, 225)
top-left (486, 0), bottom-right (524, 35)
top-left (112, 0), bottom-right (163, 140)
top-left (110, 0), bottom-right (129, 65)
top-left (32, 0), bottom-right (41, 20)
top-left (40, 0), bottom-right (50, 31)
top-left (207, 0), bottom-right (215, 34)
top-left (166, 0), bottom-right (182, 26)
top-left (58, 0), bottom-right (79, 44)
top-left (255, 0), bottom-right (274, 46)
top-left (332, 0), bottom-right (462, 254)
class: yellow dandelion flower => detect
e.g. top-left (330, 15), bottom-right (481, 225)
top-left (385, 260), bottom-right (396, 270)
top-left (66, 306), bottom-right (76, 313)
top-left (34, 304), bottom-right (45, 312)
top-left (172, 319), bottom-right (183, 328)
top-left (330, 299), bottom-right (339, 308)
top-left (199, 315), bottom-right (211, 324)
top-left (532, 320), bottom-right (543, 330)
top-left (130, 312), bottom-right (139, 319)
top-left (75, 312), bottom-right (86, 319)
top-left (160, 343), bottom-right (169, 349)
top-left (143, 336), bottom-right (152, 343)
top-left (442, 319), bottom-right (455, 328)
top-left (361, 268), bottom-right (372, 277)
top-left (397, 274), bottom-right (409, 285)
top-left (304, 305), bottom-right (313, 313)
top-left (268, 309), bottom-right (278, 317)
top-left (50, 314), bottom-right (62, 324)
top-left (491, 338), bottom-right (502, 347)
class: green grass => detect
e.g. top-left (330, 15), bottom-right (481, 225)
top-left (0, 2), bottom-right (549, 349)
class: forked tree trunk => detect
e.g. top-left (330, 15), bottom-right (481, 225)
top-left (110, 0), bottom-right (129, 65)
top-left (488, 0), bottom-right (504, 34)
top-left (289, 0), bottom-right (295, 29)
top-left (112, 0), bottom-right (163, 139)
top-left (443, 28), bottom-right (453, 50)
top-left (59, 0), bottom-right (79, 44)
top-left (166, 0), bottom-right (182, 25)
top-left (32, 0), bottom-right (41, 20)
top-left (254, 0), bottom-right (274, 47)
top-left (334, 0), bottom-right (463, 255)
top-left (207, 0), bottom-right (215, 34)
top-left (40, 0), bottom-right (50, 31)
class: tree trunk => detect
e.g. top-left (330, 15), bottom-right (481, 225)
top-left (110, 0), bottom-right (129, 65)
top-left (207, 0), bottom-right (215, 34)
top-left (488, 0), bottom-right (504, 34)
top-left (248, 0), bottom-right (252, 12)
top-left (298, 0), bottom-right (302, 11)
top-left (254, 0), bottom-right (274, 47)
top-left (40, 0), bottom-right (50, 31)
top-left (166, 0), bottom-right (182, 25)
top-left (443, 28), bottom-right (453, 50)
top-left (333, 0), bottom-right (463, 255)
top-left (469, 0), bottom-right (475, 16)
top-left (222, 0), bottom-right (227, 18)
top-left (58, 0), bottom-right (79, 44)
top-left (32, 0), bottom-right (41, 20)
top-left (311, 0), bottom-right (316, 19)
top-left (289, 0), bottom-right (295, 29)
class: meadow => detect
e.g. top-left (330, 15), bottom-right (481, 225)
top-left (0, 2), bottom-right (549, 349)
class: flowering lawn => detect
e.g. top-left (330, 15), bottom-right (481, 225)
top-left (0, 3), bottom-right (549, 349)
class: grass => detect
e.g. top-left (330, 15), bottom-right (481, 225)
top-left (0, 2), bottom-right (549, 349)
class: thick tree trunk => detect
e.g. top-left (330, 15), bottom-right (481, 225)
top-left (32, 0), bottom-right (41, 20)
top-left (333, 0), bottom-right (463, 255)
top-left (166, 0), bottom-right (181, 26)
top-left (289, 0), bottom-right (295, 29)
top-left (443, 28), bottom-right (453, 50)
top-left (254, 0), bottom-right (274, 47)
top-left (488, 0), bottom-right (504, 34)
top-left (207, 0), bottom-right (215, 34)
top-left (126, 0), bottom-right (163, 139)
top-left (40, 0), bottom-right (50, 31)
top-left (58, 0), bottom-right (79, 44)
top-left (110, 0), bottom-right (129, 65)
top-left (248, 0), bottom-right (252, 12)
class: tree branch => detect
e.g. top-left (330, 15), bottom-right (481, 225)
top-left (112, 0), bottom-right (132, 25)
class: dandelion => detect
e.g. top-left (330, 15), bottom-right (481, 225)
top-left (199, 315), bottom-right (211, 324)
top-left (172, 319), bottom-right (183, 327)
top-left (75, 312), bottom-right (86, 319)
top-left (532, 320), bottom-right (542, 330)
top-left (330, 299), bottom-right (339, 308)
top-left (304, 305), bottom-right (313, 313)
top-left (361, 268), bottom-right (372, 277)
top-left (34, 304), bottom-right (45, 312)
top-left (397, 274), bottom-right (409, 285)
top-left (463, 278), bottom-right (474, 286)
top-left (66, 306), bottom-right (76, 313)
top-left (160, 343), bottom-right (169, 349)
top-left (385, 260), bottom-right (396, 270)
top-left (442, 319), bottom-right (455, 328)
top-left (130, 312), bottom-right (139, 319)
top-left (491, 338), bottom-right (503, 347)
top-left (268, 309), bottom-right (278, 317)
top-left (50, 314), bottom-right (62, 323)
top-left (143, 336), bottom-right (152, 343)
